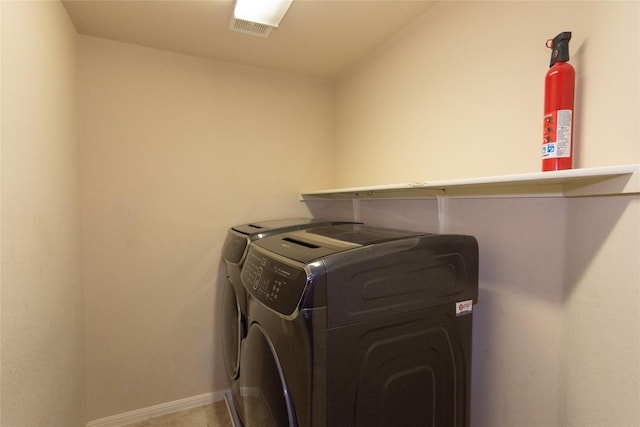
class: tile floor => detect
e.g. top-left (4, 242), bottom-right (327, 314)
top-left (122, 400), bottom-right (233, 427)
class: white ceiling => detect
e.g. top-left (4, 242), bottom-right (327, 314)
top-left (62, 0), bottom-right (436, 79)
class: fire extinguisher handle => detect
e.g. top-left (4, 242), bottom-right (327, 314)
top-left (549, 31), bottom-right (572, 67)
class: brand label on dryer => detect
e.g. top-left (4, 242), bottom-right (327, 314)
top-left (455, 300), bottom-right (473, 316)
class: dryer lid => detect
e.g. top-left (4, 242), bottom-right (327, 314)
top-left (231, 218), bottom-right (319, 237)
top-left (254, 224), bottom-right (425, 264)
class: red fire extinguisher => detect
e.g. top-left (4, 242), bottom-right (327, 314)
top-left (542, 32), bottom-right (575, 171)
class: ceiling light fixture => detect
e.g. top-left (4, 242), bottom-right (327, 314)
top-left (230, 0), bottom-right (293, 37)
top-left (234, 0), bottom-right (293, 27)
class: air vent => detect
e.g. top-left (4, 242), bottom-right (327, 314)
top-left (229, 17), bottom-right (273, 37)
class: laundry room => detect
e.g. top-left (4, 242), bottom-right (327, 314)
top-left (1, 1), bottom-right (638, 427)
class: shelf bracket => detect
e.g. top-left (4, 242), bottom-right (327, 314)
top-left (352, 198), bottom-right (361, 222)
top-left (436, 194), bottom-right (448, 233)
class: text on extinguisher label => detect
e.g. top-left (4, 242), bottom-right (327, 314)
top-left (542, 109), bottom-right (572, 159)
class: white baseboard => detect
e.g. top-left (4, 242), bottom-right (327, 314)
top-left (86, 390), bottom-right (228, 427)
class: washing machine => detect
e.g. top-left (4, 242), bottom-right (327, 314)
top-left (238, 224), bottom-right (479, 427)
top-left (220, 218), bottom-right (355, 425)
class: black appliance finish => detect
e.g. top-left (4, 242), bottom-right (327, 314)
top-left (238, 224), bottom-right (479, 427)
top-left (220, 218), bottom-right (353, 425)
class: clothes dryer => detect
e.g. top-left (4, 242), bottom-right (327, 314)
top-left (238, 224), bottom-right (478, 427)
top-left (220, 218), bottom-right (354, 425)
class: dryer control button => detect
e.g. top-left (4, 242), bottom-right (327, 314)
top-left (252, 267), bottom-right (263, 290)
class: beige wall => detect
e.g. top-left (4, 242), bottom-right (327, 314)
top-left (77, 36), bottom-right (335, 420)
top-left (333, 1), bottom-right (640, 426)
top-left (1, 1), bottom-right (85, 425)
top-left (563, 196), bottom-right (639, 426)
top-left (335, 1), bottom-right (639, 186)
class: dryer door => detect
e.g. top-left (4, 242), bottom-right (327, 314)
top-left (240, 323), bottom-right (297, 427)
top-left (222, 280), bottom-right (243, 380)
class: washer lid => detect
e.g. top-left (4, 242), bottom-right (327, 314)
top-left (254, 224), bottom-right (426, 264)
top-left (224, 219), bottom-right (357, 264)
top-left (304, 224), bottom-right (424, 245)
top-left (230, 218), bottom-right (319, 237)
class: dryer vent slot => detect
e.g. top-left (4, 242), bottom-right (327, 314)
top-left (283, 237), bottom-right (320, 249)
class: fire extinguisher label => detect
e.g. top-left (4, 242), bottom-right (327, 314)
top-left (542, 109), bottom-right (572, 159)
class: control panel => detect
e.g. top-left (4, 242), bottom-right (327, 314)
top-left (241, 248), bottom-right (309, 316)
top-left (222, 232), bottom-right (249, 265)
